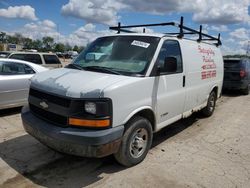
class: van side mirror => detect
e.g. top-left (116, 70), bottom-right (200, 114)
top-left (157, 57), bottom-right (177, 75)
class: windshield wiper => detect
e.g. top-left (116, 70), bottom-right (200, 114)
top-left (65, 63), bottom-right (84, 70)
top-left (83, 66), bottom-right (122, 75)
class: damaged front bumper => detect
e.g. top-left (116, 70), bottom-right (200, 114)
top-left (21, 106), bottom-right (124, 158)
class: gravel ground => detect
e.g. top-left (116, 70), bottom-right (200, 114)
top-left (0, 92), bottom-right (250, 188)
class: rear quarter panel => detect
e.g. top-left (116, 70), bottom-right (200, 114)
top-left (179, 40), bottom-right (223, 113)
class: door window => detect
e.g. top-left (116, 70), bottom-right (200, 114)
top-left (156, 40), bottom-right (183, 74)
top-left (0, 62), bottom-right (35, 75)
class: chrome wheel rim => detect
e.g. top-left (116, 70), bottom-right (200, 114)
top-left (129, 128), bottom-right (148, 158)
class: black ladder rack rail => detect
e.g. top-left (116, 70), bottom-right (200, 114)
top-left (109, 16), bottom-right (222, 46)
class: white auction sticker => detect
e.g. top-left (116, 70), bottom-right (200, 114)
top-left (131, 40), bottom-right (150, 48)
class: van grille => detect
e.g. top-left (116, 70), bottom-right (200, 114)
top-left (29, 88), bottom-right (71, 107)
top-left (29, 88), bottom-right (71, 127)
top-left (30, 104), bottom-right (68, 126)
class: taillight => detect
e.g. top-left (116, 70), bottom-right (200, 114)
top-left (240, 70), bottom-right (246, 78)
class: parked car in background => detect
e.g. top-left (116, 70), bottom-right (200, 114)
top-left (55, 52), bottom-right (64, 58)
top-left (0, 51), bottom-right (11, 58)
top-left (63, 51), bottom-right (78, 59)
top-left (8, 52), bottom-right (62, 69)
top-left (0, 59), bottom-right (48, 110)
top-left (223, 57), bottom-right (250, 95)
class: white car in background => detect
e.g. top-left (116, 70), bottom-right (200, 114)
top-left (0, 58), bottom-right (48, 110)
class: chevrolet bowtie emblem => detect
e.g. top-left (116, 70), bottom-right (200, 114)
top-left (39, 101), bottom-right (49, 109)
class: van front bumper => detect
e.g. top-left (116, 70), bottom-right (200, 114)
top-left (21, 106), bottom-right (124, 158)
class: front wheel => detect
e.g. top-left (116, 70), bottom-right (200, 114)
top-left (114, 116), bottom-right (153, 167)
top-left (201, 91), bottom-right (216, 117)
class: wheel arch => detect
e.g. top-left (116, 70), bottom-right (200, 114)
top-left (123, 107), bottom-right (156, 132)
top-left (211, 85), bottom-right (219, 99)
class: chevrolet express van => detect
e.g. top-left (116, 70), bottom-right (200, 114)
top-left (22, 18), bottom-right (223, 166)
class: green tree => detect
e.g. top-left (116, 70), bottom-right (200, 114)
top-left (6, 35), bottom-right (18, 44)
top-left (14, 33), bottom-right (24, 44)
top-left (73, 45), bottom-right (79, 52)
top-left (32, 39), bottom-right (43, 51)
top-left (5, 33), bottom-right (25, 45)
top-left (65, 43), bottom-right (72, 51)
top-left (42, 36), bottom-right (54, 51)
top-left (23, 38), bottom-right (33, 49)
top-left (0, 32), bottom-right (7, 43)
top-left (54, 43), bottom-right (65, 52)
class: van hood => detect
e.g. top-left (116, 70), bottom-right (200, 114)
top-left (31, 68), bottom-right (129, 98)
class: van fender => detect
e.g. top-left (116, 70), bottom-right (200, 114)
top-left (122, 106), bottom-right (154, 125)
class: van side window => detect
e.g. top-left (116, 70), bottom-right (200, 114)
top-left (43, 55), bottom-right (61, 64)
top-left (9, 54), bottom-right (42, 64)
top-left (25, 54), bottom-right (43, 64)
top-left (9, 54), bottom-right (25, 61)
top-left (157, 40), bottom-right (182, 74)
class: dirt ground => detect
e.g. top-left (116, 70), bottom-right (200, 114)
top-left (0, 92), bottom-right (250, 188)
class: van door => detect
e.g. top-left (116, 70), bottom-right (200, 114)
top-left (155, 40), bottom-right (186, 129)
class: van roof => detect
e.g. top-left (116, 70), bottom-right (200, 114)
top-left (109, 16), bottom-right (222, 47)
top-left (9, 52), bottom-right (57, 55)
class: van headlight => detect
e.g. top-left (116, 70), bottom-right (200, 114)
top-left (84, 100), bottom-right (112, 117)
top-left (69, 99), bottom-right (112, 128)
top-left (84, 102), bottom-right (96, 114)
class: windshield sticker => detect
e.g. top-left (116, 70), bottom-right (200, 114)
top-left (131, 40), bottom-right (150, 48)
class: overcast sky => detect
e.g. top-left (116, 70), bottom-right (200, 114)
top-left (0, 0), bottom-right (249, 55)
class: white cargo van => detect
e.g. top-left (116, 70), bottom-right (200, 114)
top-left (21, 17), bottom-right (223, 166)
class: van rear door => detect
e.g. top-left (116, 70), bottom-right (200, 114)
top-left (224, 60), bottom-right (243, 81)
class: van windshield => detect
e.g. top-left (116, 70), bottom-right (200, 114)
top-left (72, 36), bottom-right (160, 76)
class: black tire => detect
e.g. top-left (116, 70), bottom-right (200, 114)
top-left (201, 91), bottom-right (217, 117)
top-left (114, 116), bottom-right (153, 167)
top-left (242, 85), bottom-right (249, 95)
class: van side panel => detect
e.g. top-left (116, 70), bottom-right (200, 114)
top-left (104, 77), bottom-right (156, 129)
top-left (179, 40), bottom-right (223, 114)
top-left (105, 39), bottom-right (223, 132)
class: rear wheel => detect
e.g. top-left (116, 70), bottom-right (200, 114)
top-left (242, 85), bottom-right (249, 95)
top-left (114, 116), bottom-right (153, 167)
top-left (201, 91), bottom-right (216, 117)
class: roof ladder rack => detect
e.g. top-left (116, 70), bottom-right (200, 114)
top-left (197, 25), bottom-right (202, 42)
top-left (177, 16), bottom-right (184, 39)
top-left (109, 16), bottom-right (222, 46)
